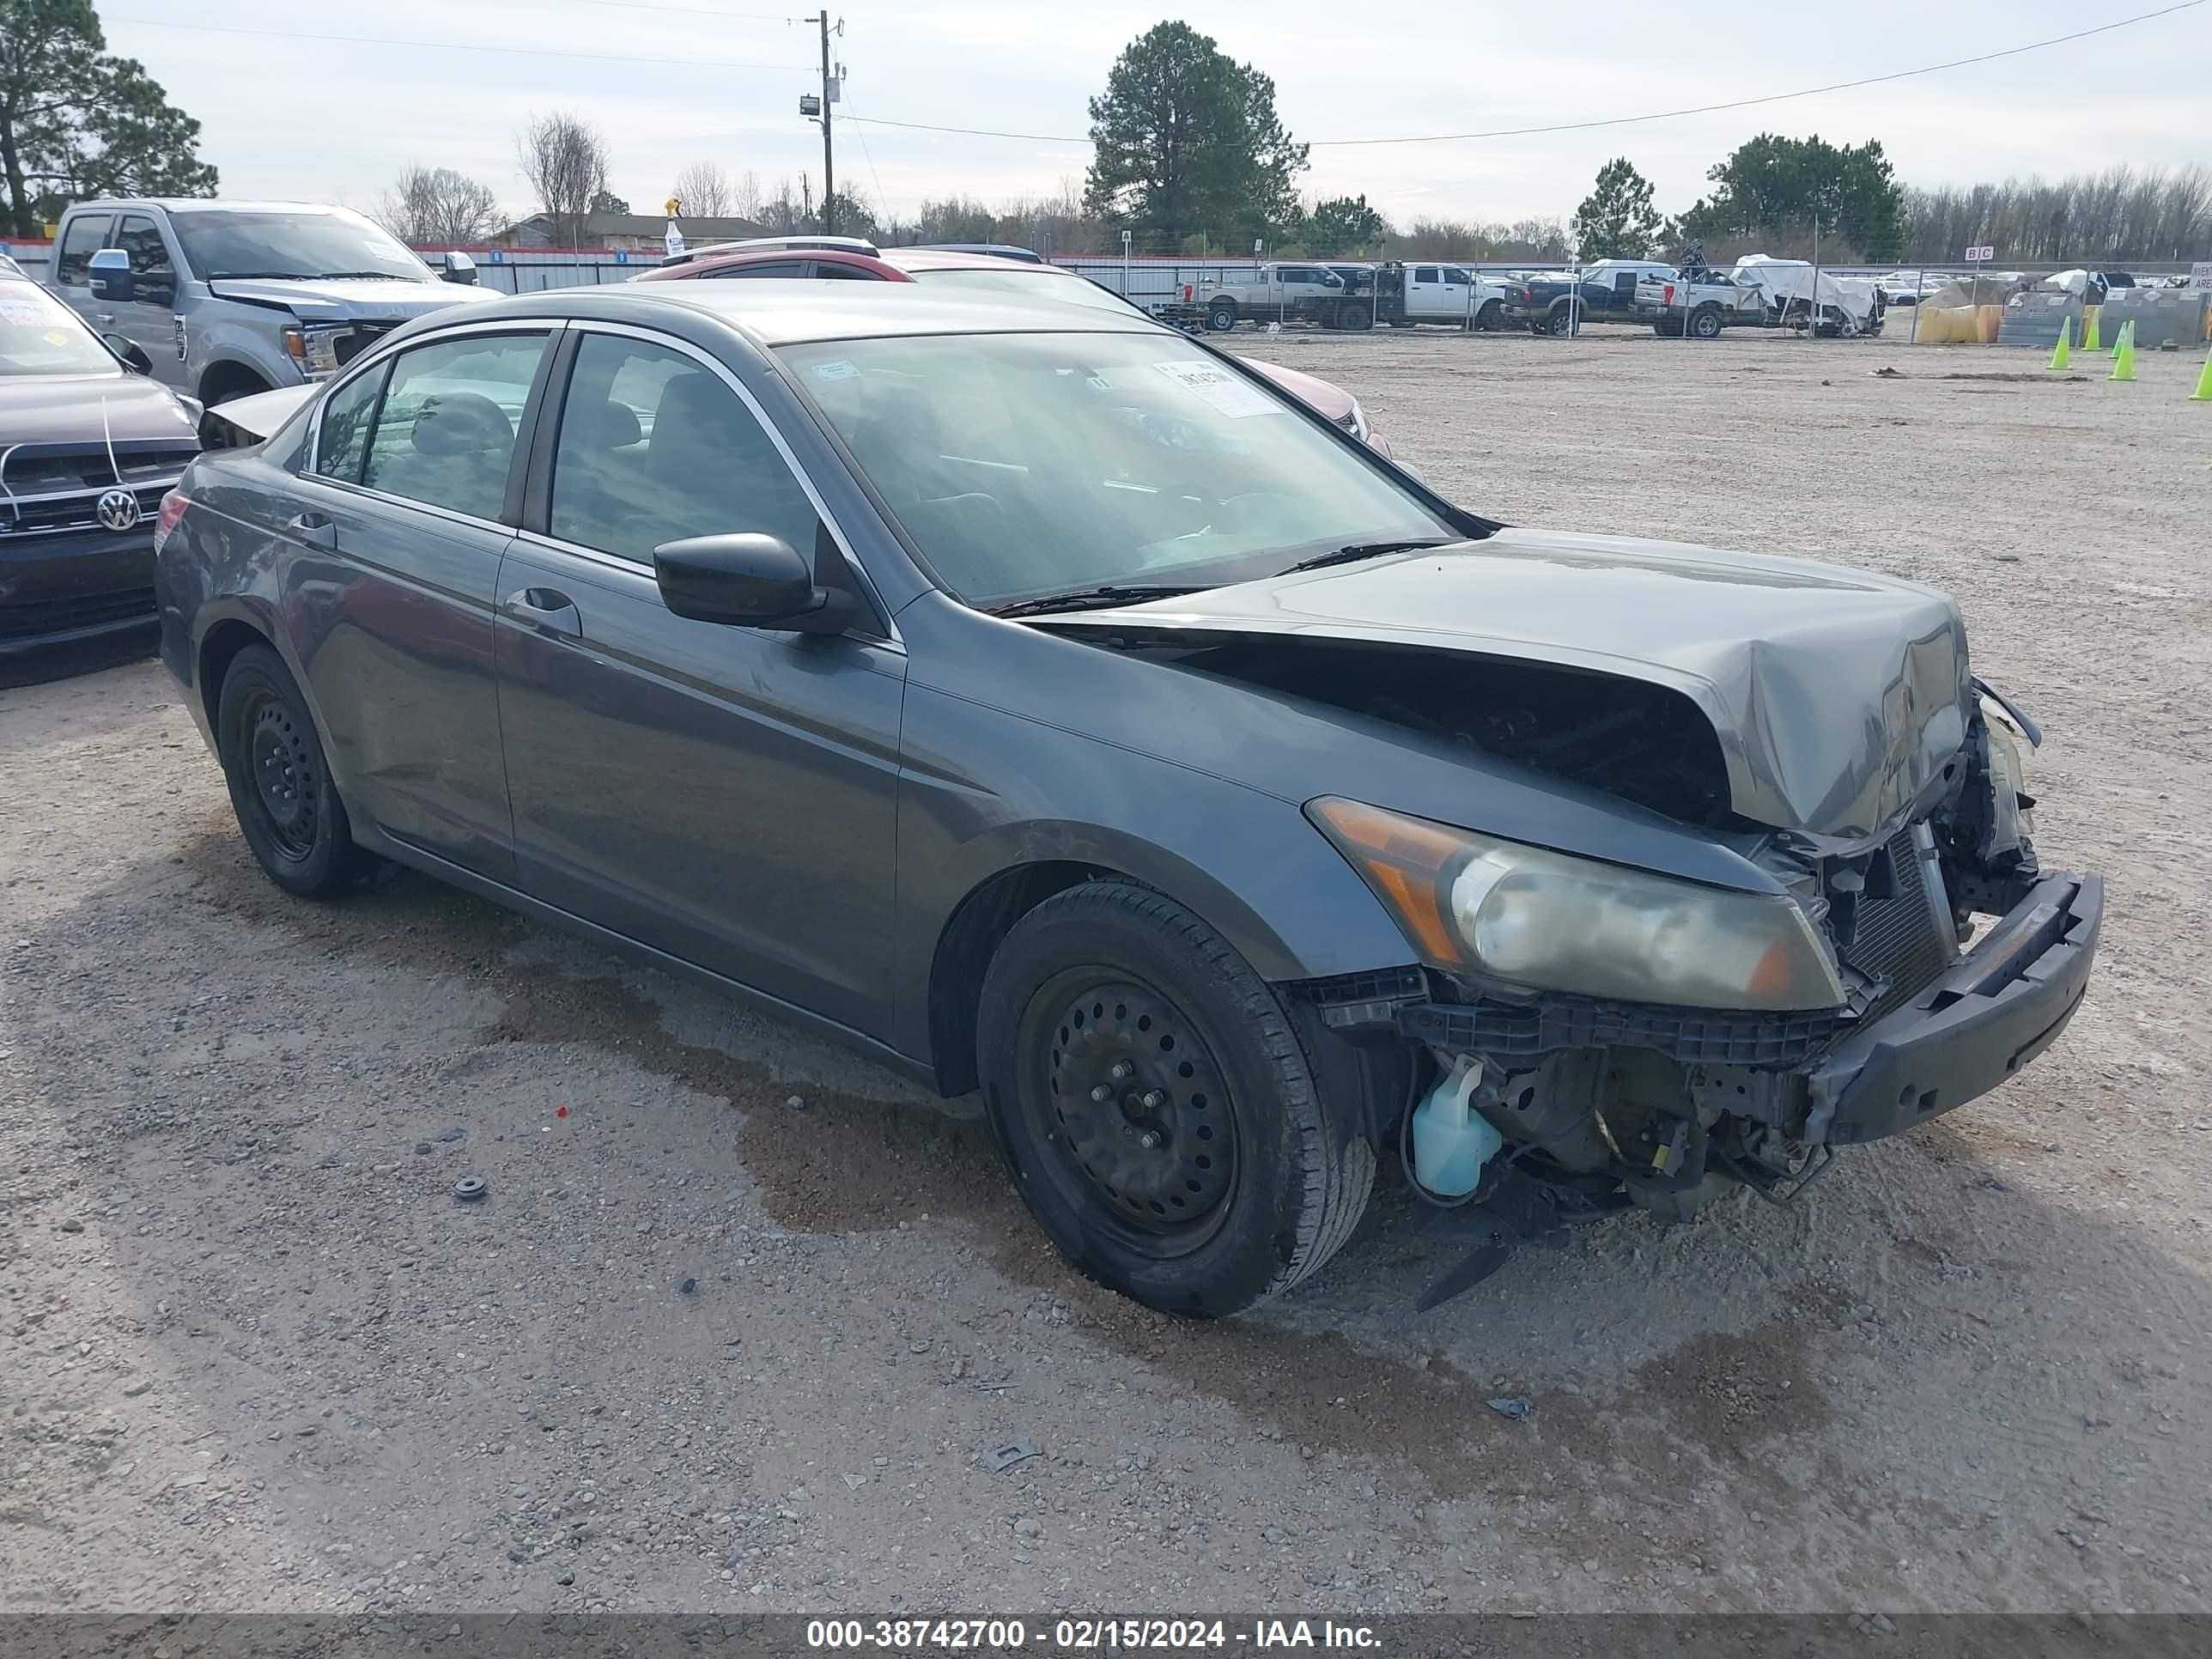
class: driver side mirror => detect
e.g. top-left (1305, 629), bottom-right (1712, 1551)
top-left (100, 332), bottom-right (153, 374)
top-left (88, 247), bottom-right (134, 303)
top-left (653, 532), bottom-right (858, 634)
top-left (438, 250), bottom-right (479, 286)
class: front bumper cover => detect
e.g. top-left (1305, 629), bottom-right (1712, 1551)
top-left (1371, 869), bottom-right (2101, 1146)
top-left (1806, 872), bottom-right (2102, 1145)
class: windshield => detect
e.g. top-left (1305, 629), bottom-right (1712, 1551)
top-left (781, 331), bottom-right (1450, 610)
top-left (0, 281), bottom-right (118, 377)
top-left (171, 209), bottom-right (429, 282)
top-left (908, 266), bottom-right (1148, 318)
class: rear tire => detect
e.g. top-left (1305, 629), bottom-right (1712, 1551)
top-left (977, 881), bottom-right (1373, 1318)
top-left (216, 643), bottom-right (376, 898)
top-left (1206, 300), bottom-right (1238, 332)
top-left (1340, 303), bottom-right (1371, 331)
top-left (1689, 306), bottom-right (1723, 340)
top-left (1546, 308), bottom-right (1577, 337)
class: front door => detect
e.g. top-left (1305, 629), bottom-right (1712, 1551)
top-left (284, 326), bottom-right (556, 881)
top-left (106, 214), bottom-right (185, 386)
top-left (494, 326), bottom-right (906, 1037)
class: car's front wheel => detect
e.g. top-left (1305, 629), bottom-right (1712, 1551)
top-left (216, 643), bottom-right (376, 898)
top-left (978, 881), bottom-right (1373, 1317)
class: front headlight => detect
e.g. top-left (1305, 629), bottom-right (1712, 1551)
top-left (1979, 695), bottom-right (2036, 855)
top-left (281, 325), bottom-right (344, 378)
top-left (1308, 797), bottom-right (1846, 1011)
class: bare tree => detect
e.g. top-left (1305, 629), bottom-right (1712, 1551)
top-left (731, 169), bottom-right (766, 222)
top-left (514, 112), bottom-right (609, 248)
top-left (374, 165), bottom-right (501, 246)
top-left (671, 161), bottom-right (735, 220)
top-left (1900, 165), bottom-right (2212, 264)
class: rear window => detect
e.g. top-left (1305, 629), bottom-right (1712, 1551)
top-left (56, 214), bottom-right (112, 287)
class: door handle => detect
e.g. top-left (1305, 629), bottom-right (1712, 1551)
top-left (285, 510), bottom-right (336, 550)
top-left (501, 586), bottom-right (582, 640)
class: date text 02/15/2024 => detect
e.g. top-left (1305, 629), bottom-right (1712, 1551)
top-left (804, 1620), bottom-right (1382, 1650)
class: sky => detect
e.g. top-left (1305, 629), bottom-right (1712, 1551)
top-left (99, 0), bottom-right (2212, 240)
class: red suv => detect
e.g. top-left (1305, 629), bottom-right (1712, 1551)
top-left (635, 238), bottom-right (1389, 453)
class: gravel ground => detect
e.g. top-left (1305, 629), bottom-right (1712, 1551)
top-left (3, 326), bottom-right (2209, 1616)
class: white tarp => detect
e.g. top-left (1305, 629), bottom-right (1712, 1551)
top-left (1729, 254), bottom-right (1880, 325)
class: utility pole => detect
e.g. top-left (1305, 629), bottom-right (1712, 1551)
top-left (801, 14), bottom-right (842, 235)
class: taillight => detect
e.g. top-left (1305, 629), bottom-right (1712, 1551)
top-left (153, 490), bottom-right (191, 555)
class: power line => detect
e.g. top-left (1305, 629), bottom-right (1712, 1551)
top-left (842, 0), bottom-right (2208, 148)
top-left (568, 0), bottom-right (800, 17)
top-left (103, 16), bottom-right (814, 74)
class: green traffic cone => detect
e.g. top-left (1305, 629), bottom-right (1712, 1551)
top-left (2049, 315), bottom-right (2072, 371)
top-left (2111, 320), bottom-right (2137, 383)
top-left (2191, 342), bottom-right (2212, 401)
top-left (2081, 306), bottom-right (2102, 351)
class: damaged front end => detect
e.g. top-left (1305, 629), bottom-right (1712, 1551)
top-left (1291, 690), bottom-right (2100, 1308)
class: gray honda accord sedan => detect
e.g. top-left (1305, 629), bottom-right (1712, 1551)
top-left (156, 283), bottom-right (2101, 1316)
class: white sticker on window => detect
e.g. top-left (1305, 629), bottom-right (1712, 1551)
top-left (0, 294), bottom-right (50, 325)
top-left (1151, 358), bottom-right (1280, 418)
top-left (811, 359), bottom-right (860, 381)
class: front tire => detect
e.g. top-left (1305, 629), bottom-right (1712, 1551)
top-left (216, 643), bottom-right (375, 898)
top-left (1476, 299), bottom-right (1501, 331)
top-left (977, 881), bottom-right (1373, 1318)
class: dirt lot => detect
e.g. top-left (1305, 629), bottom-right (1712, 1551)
top-left (4, 326), bottom-right (2209, 1616)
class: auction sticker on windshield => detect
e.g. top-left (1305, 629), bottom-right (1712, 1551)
top-left (1152, 359), bottom-right (1280, 418)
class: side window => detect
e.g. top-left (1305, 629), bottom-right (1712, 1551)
top-left (113, 215), bottom-right (177, 306)
top-left (1413, 265), bottom-right (1439, 284)
top-left (703, 259), bottom-right (806, 278)
top-left (362, 333), bottom-right (548, 520)
top-left (813, 262), bottom-right (878, 281)
top-left (56, 215), bottom-right (112, 287)
top-left (548, 333), bottom-right (821, 566)
top-left (311, 364), bottom-right (388, 484)
top-left (1444, 267), bottom-right (1473, 286)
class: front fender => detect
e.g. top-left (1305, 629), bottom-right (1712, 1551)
top-left (889, 682), bottom-right (1417, 1067)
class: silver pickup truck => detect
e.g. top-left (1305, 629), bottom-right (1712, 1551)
top-left (46, 199), bottom-right (497, 407)
top-left (1632, 270), bottom-right (1767, 337)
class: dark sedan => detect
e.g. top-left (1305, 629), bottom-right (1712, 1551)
top-left (1, 264), bottom-right (201, 659)
top-left (157, 283), bottom-right (2100, 1318)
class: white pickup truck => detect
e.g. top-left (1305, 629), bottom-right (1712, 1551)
top-left (1194, 260), bottom-right (1510, 332)
top-left (1633, 270), bottom-right (1767, 337)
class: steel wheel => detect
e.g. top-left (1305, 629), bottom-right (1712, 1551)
top-left (244, 689), bottom-right (320, 863)
top-left (1020, 970), bottom-right (1237, 1257)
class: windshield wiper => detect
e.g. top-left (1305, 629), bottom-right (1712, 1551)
top-left (988, 584), bottom-right (1208, 620)
top-left (211, 270), bottom-right (316, 280)
top-left (316, 270), bottom-right (410, 280)
top-left (1279, 538), bottom-right (1457, 575)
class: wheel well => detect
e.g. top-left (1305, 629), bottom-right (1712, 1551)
top-left (926, 860), bottom-right (1128, 1097)
top-left (197, 618), bottom-right (269, 734)
top-left (198, 361), bottom-right (274, 407)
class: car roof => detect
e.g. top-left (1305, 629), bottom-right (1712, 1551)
top-left (461, 279), bottom-right (1163, 346)
top-left (67, 198), bottom-right (365, 215)
top-left (639, 246), bottom-right (905, 283)
top-left (878, 248), bottom-right (1079, 275)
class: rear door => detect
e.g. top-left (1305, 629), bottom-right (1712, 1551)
top-left (493, 322), bottom-right (907, 1035)
top-left (1407, 265), bottom-right (1443, 319)
top-left (49, 212), bottom-right (112, 326)
top-left (283, 323), bottom-right (558, 880)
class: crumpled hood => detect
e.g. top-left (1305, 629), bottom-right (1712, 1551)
top-left (204, 276), bottom-right (500, 321)
top-left (0, 371), bottom-right (198, 447)
top-left (1037, 527), bottom-right (1973, 844)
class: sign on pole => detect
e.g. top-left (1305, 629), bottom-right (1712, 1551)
top-left (2189, 260), bottom-right (2212, 289)
top-left (1964, 245), bottom-right (1995, 263)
